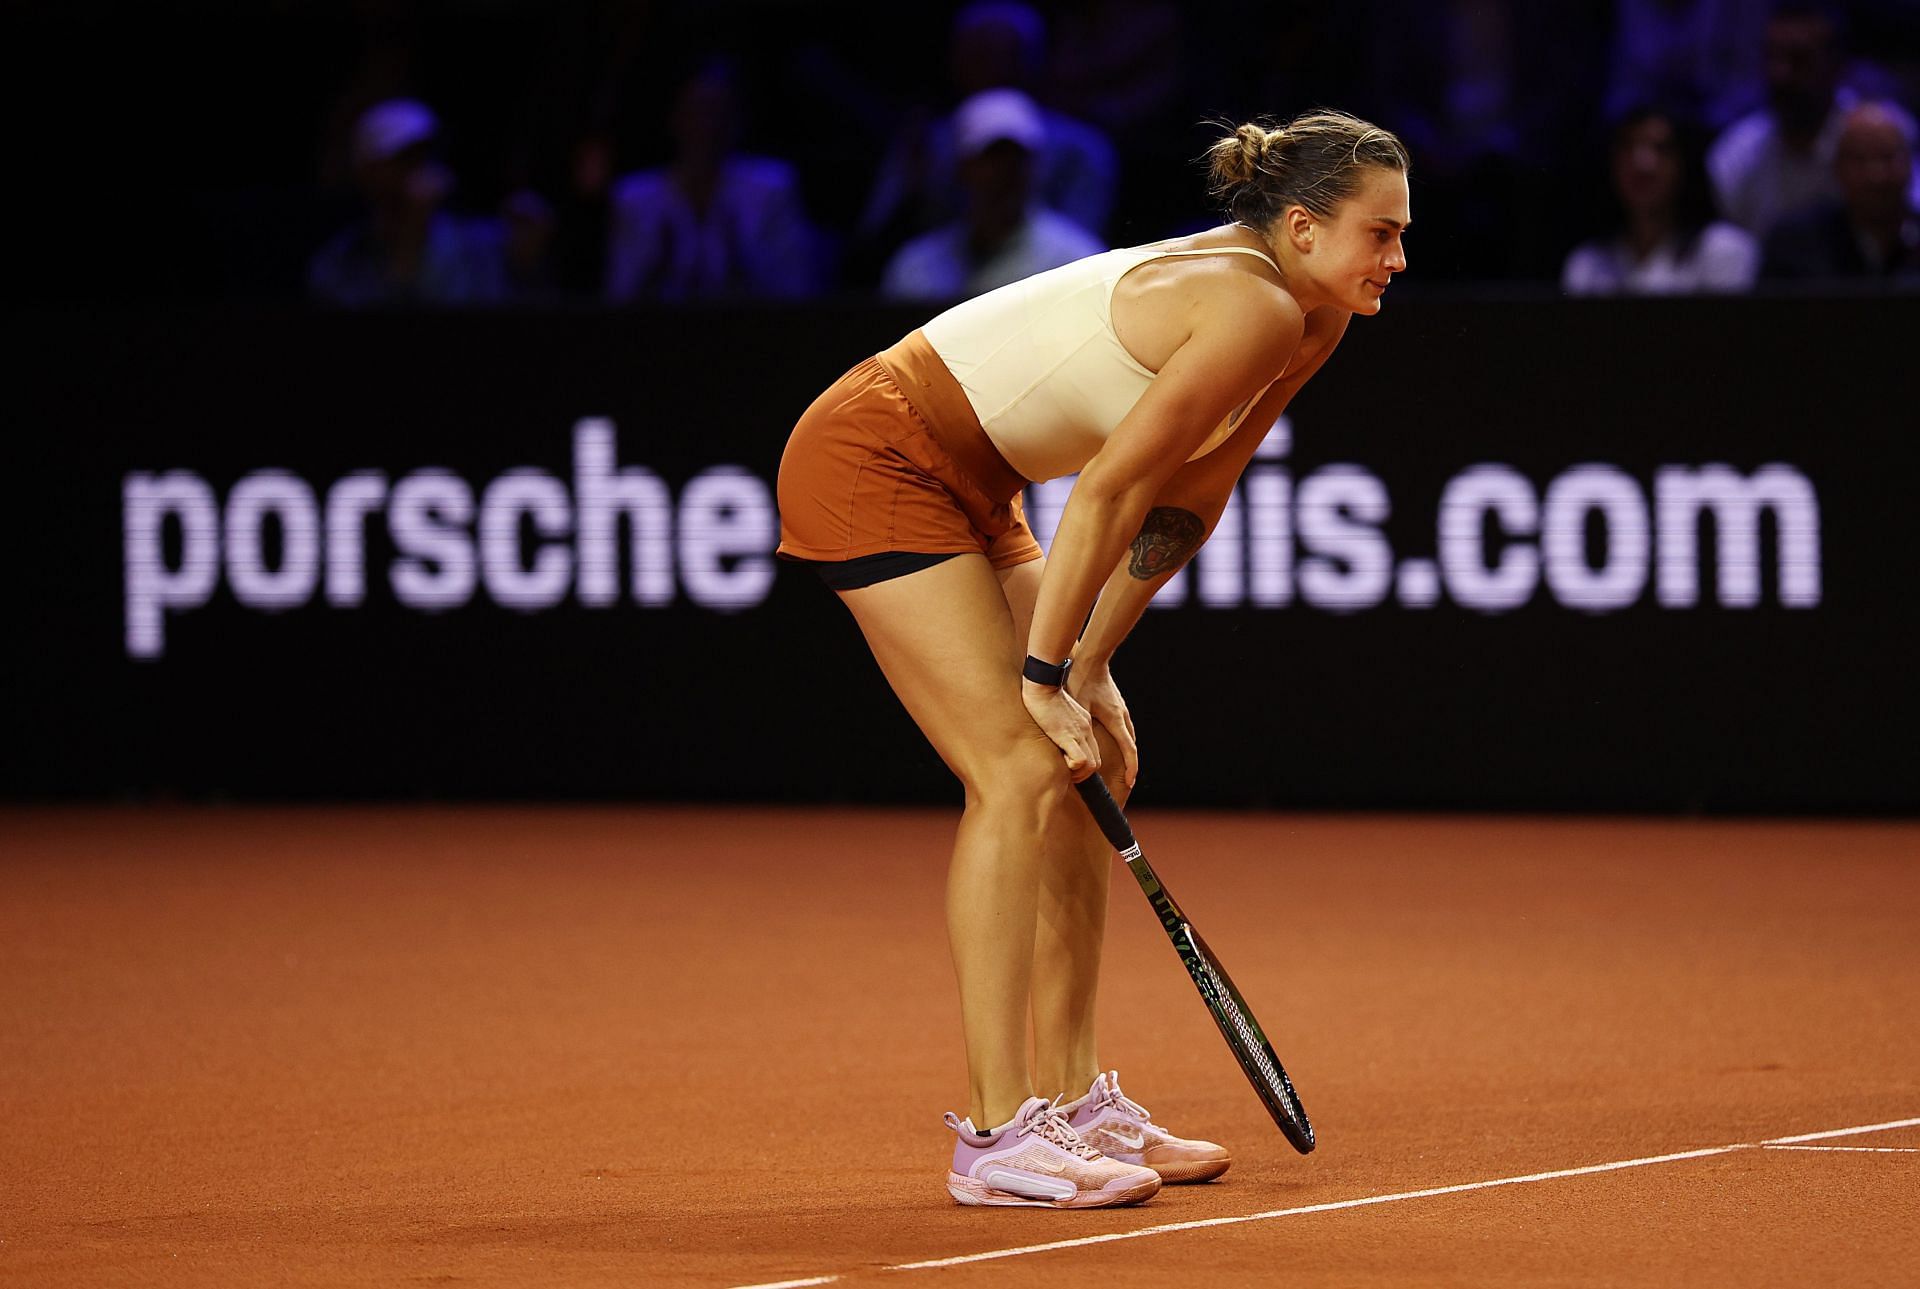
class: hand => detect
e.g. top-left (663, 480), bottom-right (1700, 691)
top-left (1022, 679), bottom-right (1100, 781)
top-left (1068, 661), bottom-right (1138, 790)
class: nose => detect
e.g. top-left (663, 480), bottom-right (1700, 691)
top-left (1385, 237), bottom-right (1407, 273)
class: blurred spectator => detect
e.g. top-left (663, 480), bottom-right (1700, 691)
top-left (1708, 1), bottom-right (1853, 236)
top-left (1357, 0), bottom-right (1613, 280)
top-left (1564, 105), bottom-right (1759, 294)
top-left (855, 2), bottom-right (1116, 281)
top-left (1048, 0), bottom-right (1187, 141)
top-left (308, 99), bottom-right (519, 307)
top-left (1607, 0), bottom-right (1773, 130)
top-left (880, 90), bottom-right (1105, 302)
top-left (604, 58), bottom-right (818, 302)
top-left (1049, 0), bottom-right (1190, 240)
top-left (1761, 99), bottom-right (1920, 279)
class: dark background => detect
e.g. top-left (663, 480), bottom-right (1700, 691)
top-left (9, 294), bottom-right (1914, 811)
top-left (4, 2), bottom-right (1917, 812)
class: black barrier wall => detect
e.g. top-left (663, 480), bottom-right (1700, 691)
top-left (7, 296), bottom-right (1917, 811)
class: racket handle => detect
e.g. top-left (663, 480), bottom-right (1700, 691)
top-left (1073, 776), bottom-right (1137, 853)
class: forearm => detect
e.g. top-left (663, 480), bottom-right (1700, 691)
top-left (1076, 506), bottom-right (1207, 668)
top-left (1025, 483), bottom-right (1157, 664)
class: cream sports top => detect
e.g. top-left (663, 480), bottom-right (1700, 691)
top-left (920, 244), bottom-right (1285, 483)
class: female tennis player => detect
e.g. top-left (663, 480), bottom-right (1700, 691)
top-left (777, 110), bottom-right (1409, 1208)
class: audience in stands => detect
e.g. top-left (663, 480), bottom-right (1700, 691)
top-left (1762, 98), bottom-right (1920, 279)
top-left (604, 58), bottom-right (818, 302)
top-left (1708, 2), bottom-right (1855, 236)
top-left (285, 2), bottom-right (1920, 304)
top-left (1607, 0), bottom-right (1774, 131)
top-left (880, 89), bottom-right (1106, 302)
top-left (309, 99), bottom-right (524, 307)
top-left (855, 2), bottom-right (1116, 285)
top-left (1564, 105), bottom-right (1759, 294)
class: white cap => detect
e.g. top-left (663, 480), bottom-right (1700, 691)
top-left (954, 88), bottom-right (1045, 158)
top-left (352, 98), bottom-right (439, 166)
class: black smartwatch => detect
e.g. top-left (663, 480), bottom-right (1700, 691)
top-left (1022, 654), bottom-right (1073, 688)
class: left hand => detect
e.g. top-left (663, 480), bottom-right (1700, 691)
top-left (1068, 660), bottom-right (1138, 790)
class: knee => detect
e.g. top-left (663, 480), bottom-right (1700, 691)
top-left (961, 734), bottom-right (1071, 823)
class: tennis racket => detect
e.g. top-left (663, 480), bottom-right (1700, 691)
top-left (1074, 775), bottom-right (1315, 1154)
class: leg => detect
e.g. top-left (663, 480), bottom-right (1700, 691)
top-left (838, 554), bottom-right (1070, 1129)
top-left (994, 559), bottom-right (1133, 1102)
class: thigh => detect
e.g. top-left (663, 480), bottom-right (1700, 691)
top-left (839, 553), bottom-right (1060, 790)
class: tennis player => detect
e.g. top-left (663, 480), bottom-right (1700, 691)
top-left (777, 110), bottom-right (1409, 1208)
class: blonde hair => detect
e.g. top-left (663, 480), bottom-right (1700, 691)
top-left (1204, 109), bottom-right (1409, 227)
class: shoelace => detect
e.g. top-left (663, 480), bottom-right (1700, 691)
top-left (1100, 1072), bottom-right (1154, 1122)
top-left (1019, 1099), bottom-right (1101, 1159)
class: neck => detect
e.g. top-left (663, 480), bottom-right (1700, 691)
top-left (1238, 221), bottom-right (1334, 313)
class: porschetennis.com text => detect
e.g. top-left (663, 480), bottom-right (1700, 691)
top-left (122, 417), bottom-right (1820, 659)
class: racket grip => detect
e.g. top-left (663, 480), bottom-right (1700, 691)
top-left (1074, 776), bottom-right (1137, 853)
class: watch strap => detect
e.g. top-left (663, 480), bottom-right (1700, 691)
top-left (1022, 654), bottom-right (1073, 687)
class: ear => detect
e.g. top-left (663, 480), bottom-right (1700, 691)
top-left (1281, 204), bottom-right (1315, 253)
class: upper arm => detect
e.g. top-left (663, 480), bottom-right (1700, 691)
top-left (1148, 311), bottom-right (1351, 524)
top-left (1078, 278), bottom-right (1304, 499)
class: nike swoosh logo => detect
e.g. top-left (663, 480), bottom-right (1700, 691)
top-left (1101, 1125), bottom-right (1147, 1150)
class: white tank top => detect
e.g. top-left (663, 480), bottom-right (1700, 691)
top-left (920, 244), bottom-right (1284, 483)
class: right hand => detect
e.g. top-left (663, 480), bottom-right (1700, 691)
top-left (1022, 679), bottom-right (1101, 781)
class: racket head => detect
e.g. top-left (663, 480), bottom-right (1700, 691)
top-left (1184, 925), bottom-right (1316, 1153)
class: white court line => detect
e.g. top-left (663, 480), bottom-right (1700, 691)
top-left (1761, 1116), bottom-right (1920, 1145)
top-left (730, 1113), bottom-right (1920, 1289)
top-left (1766, 1145), bottom-right (1920, 1154)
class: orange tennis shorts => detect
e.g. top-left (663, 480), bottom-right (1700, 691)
top-left (775, 330), bottom-right (1043, 576)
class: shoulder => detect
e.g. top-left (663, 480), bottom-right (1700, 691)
top-left (1712, 111), bottom-right (1773, 157)
top-left (881, 227), bottom-right (965, 298)
top-left (1561, 240), bottom-right (1617, 293)
top-left (1184, 265), bottom-right (1304, 369)
top-left (610, 168), bottom-right (672, 207)
top-left (1027, 208), bottom-right (1106, 257)
top-left (724, 156), bottom-right (802, 194)
top-left (1696, 221), bottom-right (1758, 260)
top-left (1691, 222), bottom-right (1759, 289)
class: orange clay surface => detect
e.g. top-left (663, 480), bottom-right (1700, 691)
top-left (2, 807), bottom-right (1917, 1288)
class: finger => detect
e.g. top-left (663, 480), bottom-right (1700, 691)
top-left (1119, 726), bottom-right (1139, 790)
top-left (1073, 725), bottom-right (1102, 780)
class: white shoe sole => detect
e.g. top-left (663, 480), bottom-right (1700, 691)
top-left (946, 1170), bottom-right (1161, 1208)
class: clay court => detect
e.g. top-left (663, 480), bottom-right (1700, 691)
top-left (4, 805), bottom-right (1916, 1287)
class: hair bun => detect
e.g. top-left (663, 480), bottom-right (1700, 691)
top-left (1204, 109), bottom-right (1408, 227)
top-left (1209, 122), bottom-right (1268, 188)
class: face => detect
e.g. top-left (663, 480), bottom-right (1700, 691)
top-left (1834, 109), bottom-right (1914, 225)
top-left (672, 70), bottom-right (740, 162)
top-left (1611, 115), bottom-right (1682, 218)
top-left (1763, 15), bottom-right (1839, 132)
top-left (1296, 166), bottom-right (1410, 314)
top-left (960, 139), bottom-right (1036, 237)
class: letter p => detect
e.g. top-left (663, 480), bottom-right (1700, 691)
top-left (123, 471), bottom-right (220, 659)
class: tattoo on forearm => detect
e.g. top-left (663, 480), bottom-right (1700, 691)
top-left (1127, 508), bottom-right (1205, 581)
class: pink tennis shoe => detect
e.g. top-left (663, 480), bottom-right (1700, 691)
top-left (1059, 1071), bottom-right (1232, 1184)
top-left (944, 1096), bottom-right (1162, 1208)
